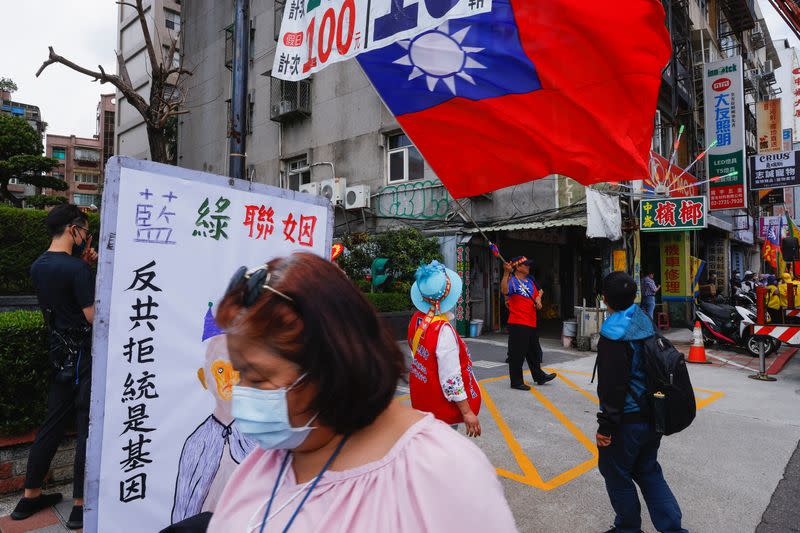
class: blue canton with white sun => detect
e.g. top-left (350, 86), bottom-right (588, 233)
top-left (358, 2), bottom-right (541, 116)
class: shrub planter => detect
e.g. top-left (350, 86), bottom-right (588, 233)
top-left (0, 432), bottom-right (76, 495)
top-left (378, 310), bottom-right (415, 341)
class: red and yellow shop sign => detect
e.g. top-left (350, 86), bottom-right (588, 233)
top-left (660, 232), bottom-right (691, 301)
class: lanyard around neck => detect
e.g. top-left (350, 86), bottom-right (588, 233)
top-left (258, 435), bottom-right (349, 533)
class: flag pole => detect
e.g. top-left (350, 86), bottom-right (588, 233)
top-left (452, 198), bottom-right (507, 263)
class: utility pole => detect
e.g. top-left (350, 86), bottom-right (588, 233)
top-left (229, 0), bottom-right (250, 180)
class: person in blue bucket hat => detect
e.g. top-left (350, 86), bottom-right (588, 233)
top-left (407, 261), bottom-right (482, 437)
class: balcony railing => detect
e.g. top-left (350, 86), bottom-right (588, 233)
top-left (74, 148), bottom-right (100, 163)
top-left (719, 0), bottom-right (757, 34)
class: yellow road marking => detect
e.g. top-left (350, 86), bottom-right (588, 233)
top-left (479, 382), bottom-right (545, 487)
top-left (402, 367), bottom-right (725, 491)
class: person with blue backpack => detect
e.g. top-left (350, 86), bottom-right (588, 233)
top-left (595, 271), bottom-right (692, 533)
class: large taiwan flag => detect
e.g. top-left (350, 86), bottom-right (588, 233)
top-left (357, 0), bottom-right (671, 198)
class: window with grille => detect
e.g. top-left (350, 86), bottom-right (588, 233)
top-left (74, 148), bottom-right (100, 163)
top-left (75, 173), bottom-right (100, 184)
top-left (165, 9), bottom-right (180, 31)
top-left (73, 193), bottom-right (98, 206)
top-left (386, 133), bottom-right (424, 184)
top-left (285, 156), bottom-right (311, 191)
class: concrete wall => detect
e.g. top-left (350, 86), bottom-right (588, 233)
top-left (178, 0), bottom-right (558, 232)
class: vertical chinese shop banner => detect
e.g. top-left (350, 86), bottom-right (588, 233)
top-left (660, 232), bottom-right (691, 301)
top-left (704, 56), bottom-right (747, 210)
top-left (756, 99), bottom-right (782, 154)
top-left (84, 158), bottom-right (333, 533)
top-left (633, 229), bottom-right (642, 304)
top-left (455, 242), bottom-right (471, 336)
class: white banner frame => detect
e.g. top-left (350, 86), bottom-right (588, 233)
top-left (84, 157), bottom-right (333, 532)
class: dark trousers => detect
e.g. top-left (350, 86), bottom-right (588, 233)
top-left (598, 422), bottom-right (687, 533)
top-left (507, 324), bottom-right (544, 385)
top-left (25, 359), bottom-right (91, 499)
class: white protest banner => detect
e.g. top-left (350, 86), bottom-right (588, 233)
top-left (273, 0), bottom-right (492, 81)
top-left (84, 158), bottom-right (333, 533)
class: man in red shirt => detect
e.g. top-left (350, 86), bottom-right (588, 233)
top-left (501, 257), bottom-right (556, 391)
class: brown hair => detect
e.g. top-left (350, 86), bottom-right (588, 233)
top-left (216, 253), bottom-right (406, 435)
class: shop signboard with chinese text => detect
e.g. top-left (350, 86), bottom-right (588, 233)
top-left (273, 0), bottom-right (492, 81)
top-left (703, 56), bottom-right (747, 210)
top-left (756, 99), bottom-right (782, 154)
top-left (455, 241), bottom-right (470, 336)
top-left (660, 233), bottom-right (691, 301)
top-left (84, 158), bottom-right (333, 532)
top-left (793, 58), bottom-right (800, 142)
top-left (749, 150), bottom-right (800, 190)
top-left (640, 196), bottom-right (707, 232)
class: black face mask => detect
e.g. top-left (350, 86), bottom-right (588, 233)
top-left (71, 227), bottom-right (88, 257)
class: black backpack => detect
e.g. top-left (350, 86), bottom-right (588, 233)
top-left (639, 334), bottom-right (696, 436)
top-left (593, 334), bottom-right (696, 436)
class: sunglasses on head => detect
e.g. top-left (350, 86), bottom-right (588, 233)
top-left (225, 264), bottom-right (294, 307)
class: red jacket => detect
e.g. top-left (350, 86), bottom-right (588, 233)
top-left (406, 312), bottom-right (481, 424)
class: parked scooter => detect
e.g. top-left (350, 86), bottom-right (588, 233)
top-left (694, 300), bottom-right (780, 357)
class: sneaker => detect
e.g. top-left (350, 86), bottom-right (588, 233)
top-left (10, 493), bottom-right (63, 520)
top-left (510, 383), bottom-right (531, 391)
top-left (66, 505), bottom-right (83, 530)
top-left (534, 372), bottom-right (557, 385)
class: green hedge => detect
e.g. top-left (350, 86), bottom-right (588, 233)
top-left (0, 310), bottom-right (50, 436)
top-left (0, 206), bottom-right (100, 295)
top-left (364, 292), bottom-right (413, 313)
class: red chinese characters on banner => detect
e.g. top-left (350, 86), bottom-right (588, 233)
top-left (710, 185), bottom-right (745, 210)
top-left (678, 199), bottom-right (703, 226)
top-left (243, 205), bottom-right (275, 239)
top-left (241, 206), bottom-right (318, 248)
top-left (281, 213), bottom-right (317, 247)
top-left (654, 202), bottom-right (677, 226)
top-left (662, 242), bottom-right (682, 294)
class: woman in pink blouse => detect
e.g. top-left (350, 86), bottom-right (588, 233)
top-left (208, 253), bottom-right (516, 533)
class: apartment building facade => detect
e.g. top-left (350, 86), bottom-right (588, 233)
top-left (45, 134), bottom-right (103, 208)
top-left (116, 0), bottom-right (182, 159)
top-left (1, 89), bottom-right (47, 200)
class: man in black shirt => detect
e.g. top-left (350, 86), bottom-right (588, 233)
top-left (11, 204), bottom-right (98, 530)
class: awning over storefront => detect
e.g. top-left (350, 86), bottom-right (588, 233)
top-left (707, 215), bottom-right (733, 233)
top-left (465, 204), bottom-right (587, 233)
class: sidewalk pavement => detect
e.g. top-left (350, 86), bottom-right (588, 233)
top-left (0, 484), bottom-right (77, 533)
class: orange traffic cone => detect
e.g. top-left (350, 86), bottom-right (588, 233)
top-left (687, 321), bottom-right (711, 364)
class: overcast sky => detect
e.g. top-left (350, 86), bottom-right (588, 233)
top-left (0, 0), bottom-right (117, 139)
top-left (1, 1), bottom-right (799, 140)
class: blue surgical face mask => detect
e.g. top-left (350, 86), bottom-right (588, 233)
top-left (232, 373), bottom-right (318, 450)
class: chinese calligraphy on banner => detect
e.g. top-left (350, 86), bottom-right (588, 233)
top-left (703, 56), bottom-right (747, 210)
top-left (660, 233), bottom-right (690, 301)
top-left (85, 158), bottom-right (332, 533)
top-left (455, 242), bottom-right (470, 336)
top-left (273, 0), bottom-right (492, 81)
top-left (756, 99), bottom-right (782, 154)
top-left (640, 196), bottom-right (707, 232)
top-left (749, 150), bottom-right (800, 190)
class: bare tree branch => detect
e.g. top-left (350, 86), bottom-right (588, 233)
top-left (134, 0), bottom-right (161, 79)
top-left (116, 50), bottom-right (133, 88)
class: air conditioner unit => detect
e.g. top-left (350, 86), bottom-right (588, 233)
top-left (299, 182), bottom-right (320, 195)
top-left (345, 185), bottom-right (370, 210)
top-left (279, 100), bottom-right (294, 115)
top-left (763, 60), bottom-right (774, 74)
top-left (320, 177), bottom-right (347, 205)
